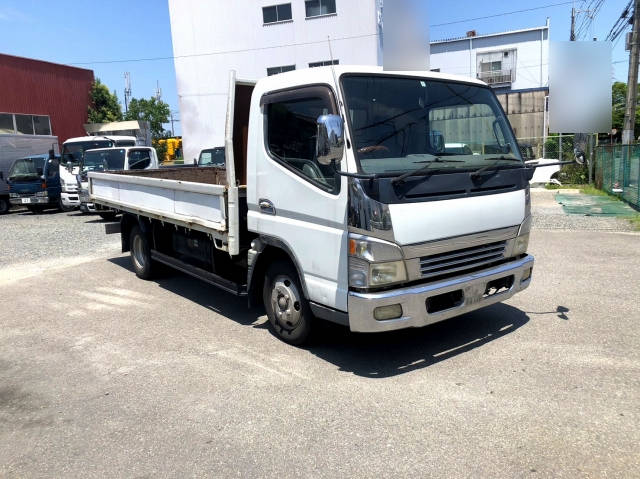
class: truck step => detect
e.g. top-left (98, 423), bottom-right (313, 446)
top-left (150, 250), bottom-right (247, 296)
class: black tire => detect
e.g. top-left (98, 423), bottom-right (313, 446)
top-left (263, 261), bottom-right (313, 345)
top-left (129, 225), bottom-right (154, 280)
top-left (58, 198), bottom-right (76, 212)
top-left (0, 197), bottom-right (9, 215)
top-left (27, 206), bottom-right (44, 214)
top-left (99, 212), bottom-right (117, 221)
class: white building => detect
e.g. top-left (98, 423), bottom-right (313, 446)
top-left (168, 0), bottom-right (382, 163)
top-left (168, 1), bottom-right (551, 159)
top-left (430, 20), bottom-right (550, 93)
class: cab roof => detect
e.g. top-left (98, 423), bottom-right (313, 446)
top-left (254, 65), bottom-right (487, 94)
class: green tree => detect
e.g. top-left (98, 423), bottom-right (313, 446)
top-left (124, 97), bottom-right (170, 139)
top-left (611, 81), bottom-right (640, 136)
top-left (87, 79), bottom-right (123, 123)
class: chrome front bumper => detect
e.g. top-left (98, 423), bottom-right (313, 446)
top-left (61, 191), bottom-right (80, 206)
top-left (348, 255), bottom-right (534, 333)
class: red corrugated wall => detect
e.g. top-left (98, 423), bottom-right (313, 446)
top-left (0, 53), bottom-right (94, 147)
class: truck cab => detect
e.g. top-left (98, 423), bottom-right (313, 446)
top-left (78, 146), bottom-right (158, 218)
top-left (7, 154), bottom-right (63, 212)
top-left (59, 135), bottom-right (138, 210)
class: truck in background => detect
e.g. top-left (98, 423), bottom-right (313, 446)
top-left (0, 135), bottom-right (61, 214)
top-left (91, 66), bottom-right (545, 345)
top-left (78, 146), bottom-right (158, 220)
top-left (59, 136), bottom-right (138, 210)
top-left (7, 153), bottom-right (63, 213)
top-left (197, 147), bottom-right (225, 167)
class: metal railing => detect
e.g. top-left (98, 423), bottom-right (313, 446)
top-left (476, 69), bottom-right (514, 85)
top-left (596, 145), bottom-right (640, 209)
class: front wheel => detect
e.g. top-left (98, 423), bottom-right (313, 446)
top-left (58, 198), bottom-right (76, 212)
top-left (0, 198), bottom-right (9, 215)
top-left (263, 261), bottom-right (313, 345)
top-left (130, 225), bottom-right (154, 280)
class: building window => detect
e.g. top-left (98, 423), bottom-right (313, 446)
top-left (476, 49), bottom-right (516, 85)
top-left (0, 113), bottom-right (14, 134)
top-left (33, 115), bottom-right (52, 136)
top-left (263, 3), bottom-right (292, 24)
top-left (305, 0), bottom-right (336, 18)
top-left (309, 60), bottom-right (339, 68)
top-left (267, 65), bottom-right (296, 76)
top-left (0, 113), bottom-right (52, 136)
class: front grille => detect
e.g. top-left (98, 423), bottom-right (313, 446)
top-left (420, 241), bottom-right (507, 279)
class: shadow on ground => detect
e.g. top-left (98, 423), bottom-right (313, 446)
top-left (109, 255), bottom-right (530, 378)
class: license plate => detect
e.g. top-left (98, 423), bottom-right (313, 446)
top-left (21, 198), bottom-right (31, 204)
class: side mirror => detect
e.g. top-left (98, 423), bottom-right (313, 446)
top-left (193, 158), bottom-right (197, 166)
top-left (429, 130), bottom-right (445, 154)
top-left (574, 148), bottom-right (586, 165)
top-left (316, 114), bottom-right (345, 166)
top-left (48, 149), bottom-right (55, 160)
top-left (37, 168), bottom-right (44, 177)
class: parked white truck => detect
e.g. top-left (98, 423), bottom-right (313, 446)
top-left (78, 146), bottom-right (159, 219)
top-left (60, 135), bottom-right (138, 210)
top-left (90, 67), bottom-right (538, 345)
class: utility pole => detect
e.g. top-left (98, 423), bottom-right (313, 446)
top-left (570, 7), bottom-right (576, 40)
top-left (124, 72), bottom-right (132, 114)
top-left (622, 0), bottom-right (640, 145)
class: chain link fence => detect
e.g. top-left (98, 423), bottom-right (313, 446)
top-left (596, 145), bottom-right (640, 209)
top-left (517, 134), bottom-right (591, 184)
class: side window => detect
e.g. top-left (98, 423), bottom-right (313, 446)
top-left (47, 159), bottom-right (59, 178)
top-left (265, 89), bottom-right (339, 193)
top-left (128, 150), bottom-right (151, 170)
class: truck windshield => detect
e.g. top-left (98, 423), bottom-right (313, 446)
top-left (341, 75), bottom-right (522, 175)
top-left (82, 149), bottom-right (126, 172)
top-left (62, 140), bottom-right (114, 165)
top-left (199, 148), bottom-right (225, 167)
top-left (9, 157), bottom-right (46, 180)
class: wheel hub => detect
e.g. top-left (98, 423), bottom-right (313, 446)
top-left (270, 276), bottom-right (302, 330)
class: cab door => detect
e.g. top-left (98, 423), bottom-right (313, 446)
top-left (45, 158), bottom-right (62, 201)
top-left (250, 85), bottom-right (349, 311)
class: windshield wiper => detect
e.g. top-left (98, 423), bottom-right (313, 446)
top-left (391, 157), bottom-right (465, 185)
top-left (470, 160), bottom-right (522, 180)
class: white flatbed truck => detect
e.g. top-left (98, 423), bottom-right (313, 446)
top-left (91, 66), bottom-right (541, 345)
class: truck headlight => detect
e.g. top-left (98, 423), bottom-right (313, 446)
top-left (35, 190), bottom-right (48, 197)
top-left (348, 234), bottom-right (407, 288)
top-left (512, 215), bottom-right (532, 256)
top-left (512, 233), bottom-right (530, 256)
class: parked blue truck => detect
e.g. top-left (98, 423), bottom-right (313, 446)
top-left (7, 152), bottom-right (64, 213)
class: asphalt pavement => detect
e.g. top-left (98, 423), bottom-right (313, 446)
top-left (0, 198), bottom-right (638, 478)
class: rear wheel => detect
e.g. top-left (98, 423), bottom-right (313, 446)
top-left (263, 261), bottom-right (313, 345)
top-left (99, 211), bottom-right (117, 220)
top-left (0, 198), bottom-right (9, 214)
top-left (130, 225), bottom-right (154, 280)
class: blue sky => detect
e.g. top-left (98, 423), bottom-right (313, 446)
top-left (0, 0), bottom-right (632, 136)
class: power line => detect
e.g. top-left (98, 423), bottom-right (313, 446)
top-left (70, 2), bottom-right (575, 66)
top-left (431, 1), bottom-right (575, 27)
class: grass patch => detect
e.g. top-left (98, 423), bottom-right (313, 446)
top-left (624, 215), bottom-right (640, 231)
top-left (578, 185), bottom-right (619, 198)
top-left (544, 183), bottom-right (587, 190)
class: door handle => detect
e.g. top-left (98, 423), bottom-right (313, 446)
top-left (258, 198), bottom-right (276, 215)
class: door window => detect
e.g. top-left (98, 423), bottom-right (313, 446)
top-left (47, 159), bottom-right (59, 178)
top-left (264, 87), bottom-right (339, 193)
top-left (127, 149), bottom-right (152, 170)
